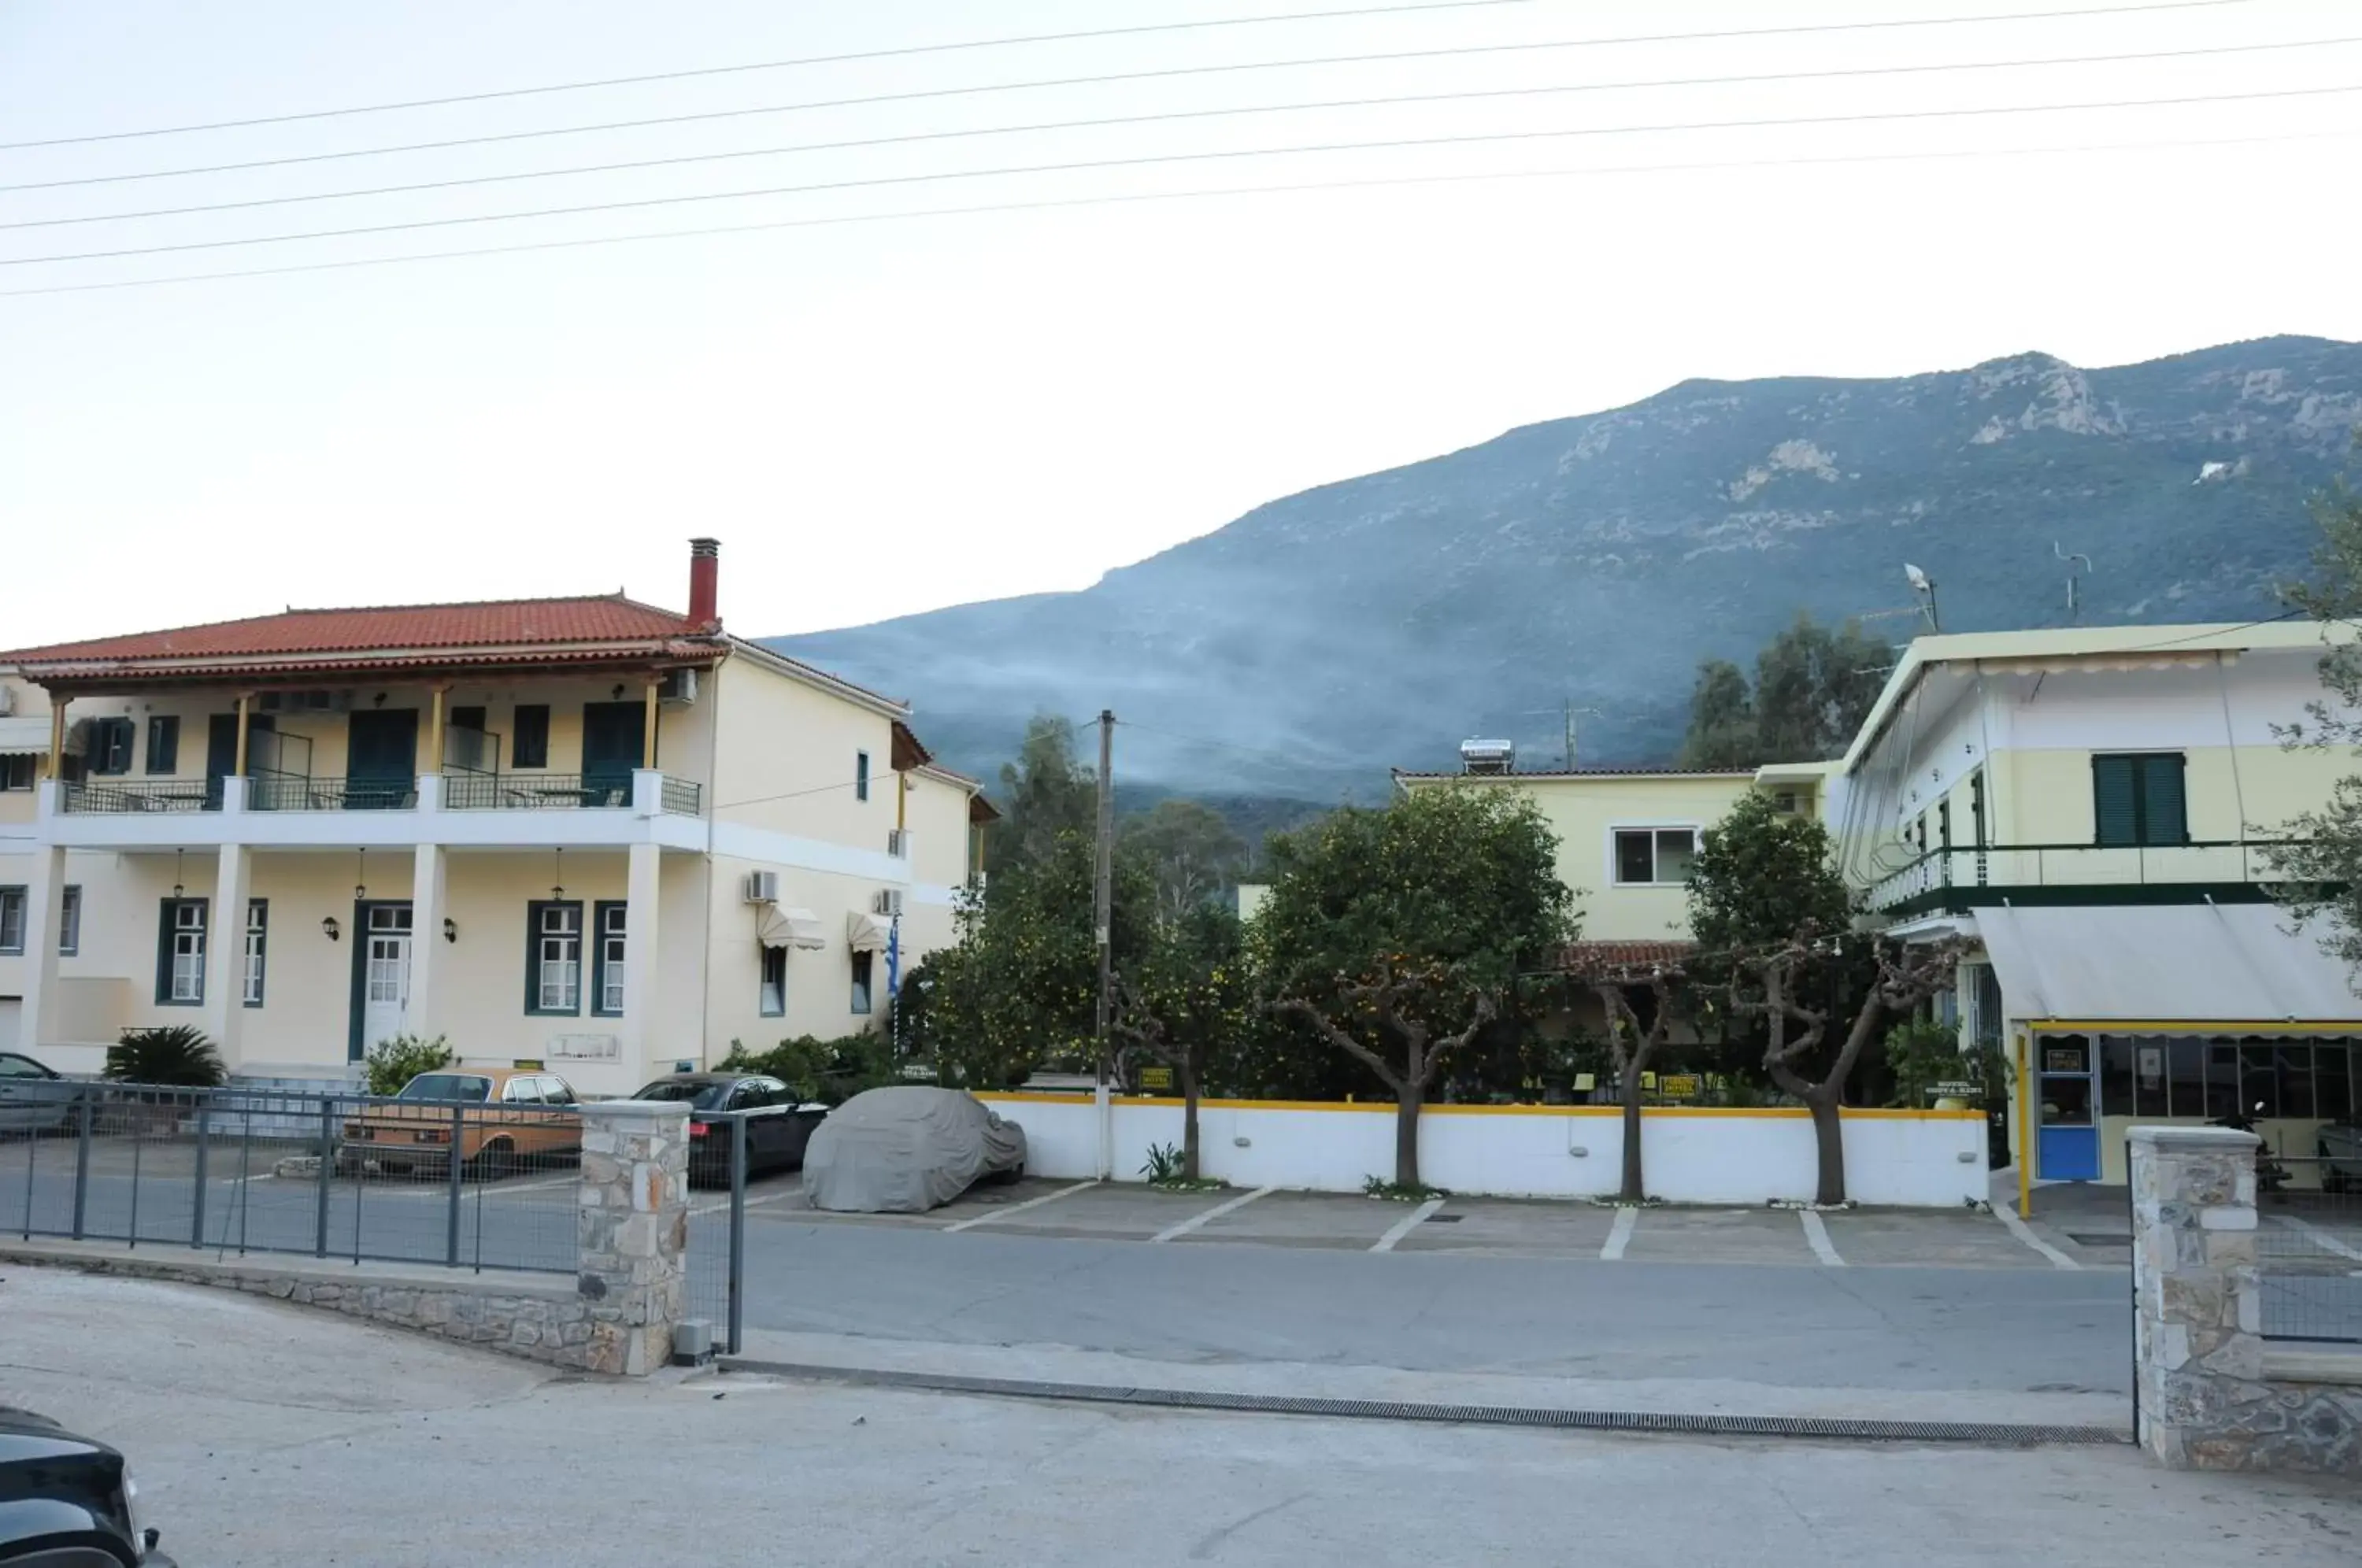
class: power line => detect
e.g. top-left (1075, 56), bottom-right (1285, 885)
top-left (9, 81), bottom-right (2349, 269)
top-left (6, 124), bottom-right (2347, 299)
top-left (0, 1), bottom-right (1568, 150)
top-left (13, 34), bottom-right (2345, 228)
top-left (0, 0), bottom-right (2264, 183)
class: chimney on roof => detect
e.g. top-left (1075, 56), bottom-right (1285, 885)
top-left (687, 538), bottom-right (720, 630)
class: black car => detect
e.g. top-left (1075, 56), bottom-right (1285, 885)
top-left (632, 1074), bottom-right (827, 1185)
top-left (0, 1405), bottom-right (174, 1566)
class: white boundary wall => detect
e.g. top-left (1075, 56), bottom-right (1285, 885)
top-left (976, 1096), bottom-right (1988, 1207)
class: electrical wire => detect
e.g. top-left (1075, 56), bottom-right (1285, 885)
top-left (13, 33), bottom-right (2347, 227)
top-left (710, 772), bottom-right (879, 812)
top-left (9, 82), bottom-right (2350, 269)
top-left (0, 0), bottom-right (2252, 153)
top-left (6, 124), bottom-right (2348, 298)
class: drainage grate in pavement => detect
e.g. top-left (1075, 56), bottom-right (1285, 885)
top-left (1424, 1215), bottom-right (1464, 1223)
top-left (717, 1359), bottom-right (2130, 1448)
top-left (2066, 1233), bottom-right (2133, 1248)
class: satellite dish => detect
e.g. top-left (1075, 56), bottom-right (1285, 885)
top-left (1903, 563), bottom-right (1931, 593)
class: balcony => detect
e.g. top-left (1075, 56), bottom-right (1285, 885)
top-left (35, 769), bottom-right (705, 852)
top-left (1863, 838), bottom-right (2305, 920)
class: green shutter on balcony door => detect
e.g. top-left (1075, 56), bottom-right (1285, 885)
top-left (2093, 756), bottom-right (2139, 846)
top-left (2138, 754), bottom-right (2188, 846)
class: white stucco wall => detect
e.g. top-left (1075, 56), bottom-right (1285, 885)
top-left (975, 1095), bottom-right (1989, 1206)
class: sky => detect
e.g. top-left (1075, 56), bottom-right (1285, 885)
top-left (1, 0), bottom-right (2356, 650)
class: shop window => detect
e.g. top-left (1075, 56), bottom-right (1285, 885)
top-left (2100, 1037), bottom-right (2134, 1117)
top-left (2318, 1041), bottom-right (2355, 1123)
top-left (2204, 1042), bottom-right (2242, 1120)
top-left (2238, 1041), bottom-right (2278, 1119)
top-left (2275, 1044), bottom-right (2316, 1119)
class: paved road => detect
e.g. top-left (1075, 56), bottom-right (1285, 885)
top-left (729, 1219), bottom-right (2135, 1396)
top-left (13, 1270), bottom-right (2360, 1568)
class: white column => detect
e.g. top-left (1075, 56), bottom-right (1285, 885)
top-left (18, 844), bottom-right (68, 1052)
top-left (202, 842), bottom-right (251, 1066)
top-left (620, 841), bottom-right (664, 1078)
top-left (408, 841), bottom-right (447, 1044)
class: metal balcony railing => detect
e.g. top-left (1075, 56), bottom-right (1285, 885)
top-left (442, 773), bottom-right (631, 810)
top-left (660, 776), bottom-right (702, 816)
top-left (248, 774), bottom-right (418, 812)
top-left (1861, 838), bottom-right (2307, 915)
top-left (59, 779), bottom-right (216, 814)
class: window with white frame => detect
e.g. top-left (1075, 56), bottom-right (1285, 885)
top-left (1612, 827), bottom-right (1699, 886)
top-left (529, 901), bottom-right (583, 1014)
top-left (0, 886), bottom-right (24, 954)
top-left (161, 898), bottom-right (207, 1004)
top-left (58, 886), bottom-right (80, 956)
top-left (243, 899), bottom-right (268, 1007)
top-left (0, 755), bottom-right (33, 791)
top-left (759, 945), bottom-right (787, 1017)
top-left (594, 903), bottom-right (626, 1015)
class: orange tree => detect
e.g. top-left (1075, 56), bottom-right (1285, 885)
top-left (1253, 785), bottom-right (1574, 1190)
top-left (931, 829), bottom-right (1155, 1089)
top-left (1111, 900), bottom-right (1249, 1182)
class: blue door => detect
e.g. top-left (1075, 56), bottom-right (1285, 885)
top-left (2037, 1037), bottom-right (2100, 1181)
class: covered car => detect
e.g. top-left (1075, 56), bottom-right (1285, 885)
top-left (801, 1085), bottom-right (1025, 1213)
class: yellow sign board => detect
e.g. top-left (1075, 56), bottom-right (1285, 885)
top-left (1657, 1073), bottom-right (1701, 1100)
top-left (1139, 1067), bottom-right (1174, 1092)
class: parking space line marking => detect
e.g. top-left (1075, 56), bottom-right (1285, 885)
top-left (1370, 1196), bottom-right (1444, 1252)
top-left (1800, 1210), bottom-right (1845, 1267)
top-left (943, 1180), bottom-right (1098, 1233)
top-left (1991, 1202), bottom-right (2080, 1270)
top-left (1151, 1185), bottom-right (1274, 1244)
top-left (1600, 1206), bottom-right (1636, 1261)
top-left (2273, 1212), bottom-right (2362, 1263)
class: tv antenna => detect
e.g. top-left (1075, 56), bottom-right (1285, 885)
top-left (1902, 564), bottom-right (1941, 633)
top-left (2054, 541), bottom-right (2093, 618)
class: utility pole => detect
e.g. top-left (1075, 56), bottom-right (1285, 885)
top-left (1092, 708), bottom-right (1116, 1180)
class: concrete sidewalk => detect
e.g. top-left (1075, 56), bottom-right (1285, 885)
top-left (7, 1267), bottom-right (2361, 1566)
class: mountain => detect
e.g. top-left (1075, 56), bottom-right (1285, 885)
top-left (772, 335), bottom-right (2362, 801)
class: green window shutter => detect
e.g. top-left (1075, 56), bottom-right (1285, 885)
top-left (2093, 756), bottom-right (2139, 846)
top-left (2139, 754), bottom-right (2188, 846)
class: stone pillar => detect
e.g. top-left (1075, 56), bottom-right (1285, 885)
top-left (201, 842), bottom-right (252, 1066)
top-left (2130, 1124), bottom-right (2264, 1467)
top-left (572, 1098), bottom-right (690, 1377)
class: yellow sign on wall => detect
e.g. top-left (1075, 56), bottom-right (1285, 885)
top-left (1657, 1073), bottom-right (1701, 1100)
top-left (1139, 1067), bottom-right (1174, 1092)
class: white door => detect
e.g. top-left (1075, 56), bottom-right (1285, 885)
top-left (361, 904), bottom-right (413, 1047)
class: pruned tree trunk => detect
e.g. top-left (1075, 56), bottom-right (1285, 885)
top-left (1618, 1068), bottom-right (1646, 1204)
top-left (1395, 1081), bottom-right (1423, 1191)
top-left (1179, 1059), bottom-right (1201, 1183)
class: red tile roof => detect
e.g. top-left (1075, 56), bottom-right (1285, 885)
top-left (1559, 940), bottom-right (1698, 971)
top-left (0, 594), bottom-right (701, 664)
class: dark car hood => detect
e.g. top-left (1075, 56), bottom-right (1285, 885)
top-left (0, 1406), bottom-right (114, 1463)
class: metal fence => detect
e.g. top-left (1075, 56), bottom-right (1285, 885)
top-left (2257, 1156), bottom-right (2362, 1346)
top-left (2, 1081), bottom-right (578, 1276)
top-left (684, 1113), bottom-right (748, 1355)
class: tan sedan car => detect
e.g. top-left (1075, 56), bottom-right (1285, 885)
top-left (338, 1067), bottom-right (582, 1178)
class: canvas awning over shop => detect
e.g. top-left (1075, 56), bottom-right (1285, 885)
top-left (845, 911), bottom-right (890, 952)
top-left (757, 906), bottom-right (827, 951)
top-left (0, 716), bottom-right (51, 755)
top-left (1975, 904), bottom-right (2362, 1029)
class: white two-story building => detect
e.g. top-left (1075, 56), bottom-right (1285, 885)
top-left (0, 539), bottom-right (991, 1096)
top-left (1836, 621), bottom-right (2362, 1185)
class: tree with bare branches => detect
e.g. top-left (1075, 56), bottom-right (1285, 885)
top-left (1730, 931), bottom-right (1967, 1204)
top-left (1564, 956), bottom-right (1684, 1202)
top-left (1272, 963), bottom-right (1498, 1190)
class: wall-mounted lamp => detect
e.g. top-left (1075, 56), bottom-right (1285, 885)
top-left (321, 915), bottom-right (341, 941)
top-left (372, 692), bottom-right (387, 708)
top-left (610, 683), bottom-right (626, 701)
top-left (443, 917), bottom-right (458, 945)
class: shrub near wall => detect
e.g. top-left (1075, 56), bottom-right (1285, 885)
top-left (977, 1096), bottom-right (1987, 1207)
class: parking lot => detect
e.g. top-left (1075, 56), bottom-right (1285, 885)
top-left (725, 1172), bottom-right (2132, 1270)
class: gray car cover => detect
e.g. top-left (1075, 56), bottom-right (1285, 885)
top-left (802, 1086), bottom-right (1027, 1213)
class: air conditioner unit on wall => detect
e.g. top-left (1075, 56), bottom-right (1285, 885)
top-left (887, 828), bottom-right (910, 857)
top-left (659, 668), bottom-right (698, 706)
top-left (743, 871), bottom-right (779, 904)
top-left (0, 686), bottom-right (13, 716)
top-left (872, 889), bottom-right (904, 918)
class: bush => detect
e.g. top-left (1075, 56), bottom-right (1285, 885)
top-left (104, 1026), bottom-right (226, 1087)
top-left (364, 1034), bottom-right (454, 1097)
top-left (719, 1030), bottom-right (896, 1104)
